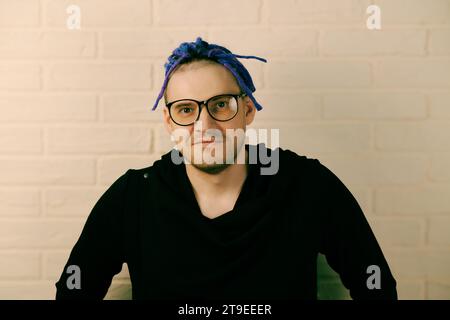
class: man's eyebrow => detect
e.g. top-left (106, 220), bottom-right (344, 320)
top-left (166, 91), bottom-right (240, 102)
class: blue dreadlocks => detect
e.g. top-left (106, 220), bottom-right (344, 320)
top-left (151, 36), bottom-right (267, 111)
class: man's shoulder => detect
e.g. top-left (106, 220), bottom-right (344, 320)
top-left (120, 154), bottom-right (167, 181)
top-left (276, 145), bottom-right (320, 168)
top-left (249, 143), bottom-right (321, 177)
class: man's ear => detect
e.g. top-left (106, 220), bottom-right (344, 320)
top-left (244, 96), bottom-right (256, 126)
top-left (162, 107), bottom-right (173, 135)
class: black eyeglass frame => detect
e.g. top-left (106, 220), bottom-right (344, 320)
top-left (165, 92), bottom-right (247, 126)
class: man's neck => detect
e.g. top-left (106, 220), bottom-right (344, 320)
top-left (185, 147), bottom-right (249, 199)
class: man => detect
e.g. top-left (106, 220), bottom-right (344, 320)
top-left (55, 37), bottom-right (397, 300)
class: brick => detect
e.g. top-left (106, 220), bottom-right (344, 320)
top-left (396, 280), bottom-right (425, 300)
top-left (429, 28), bottom-right (450, 55)
top-left (0, 189), bottom-right (40, 217)
top-left (315, 154), bottom-right (428, 186)
top-left (154, 123), bottom-right (175, 155)
top-left (430, 154), bottom-right (450, 182)
top-left (426, 252), bottom-right (450, 281)
top-left (427, 281), bottom-right (450, 299)
top-left (428, 217), bottom-right (450, 246)
top-left (238, 61), bottom-right (265, 90)
top-left (98, 155), bottom-right (161, 184)
top-left (367, 217), bottom-right (423, 247)
top-left (44, 188), bottom-right (103, 218)
top-left (104, 280), bottom-right (132, 299)
top-left (43, 251), bottom-right (70, 280)
top-left (47, 126), bottom-right (151, 154)
top-left (0, 220), bottom-right (85, 249)
top-left (44, 0), bottom-right (151, 27)
top-left (153, 58), bottom-right (169, 103)
top-left (251, 92), bottom-right (321, 122)
top-left (0, 158), bottom-right (95, 185)
top-left (157, 0), bottom-right (260, 26)
top-left (0, 31), bottom-right (96, 59)
top-left (429, 93), bottom-right (450, 119)
top-left (0, 94), bottom-right (97, 123)
top-left (323, 92), bottom-right (427, 120)
top-left (0, 127), bottom-right (42, 154)
top-left (375, 123), bottom-right (450, 151)
top-left (250, 123), bottom-right (371, 153)
top-left (101, 30), bottom-right (208, 58)
top-left (0, 281), bottom-right (57, 299)
top-left (321, 29), bottom-right (426, 56)
top-left (375, 60), bottom-right (450, 87)
top-left (0, 0), bottom-right (447, 301)
top-left (268, 60), bottom-right (371, 88)
top-left (45, 63), bottom-right (152, 90)
top-left (0, 0), bottom-right (39, 27)
top-left (0, 64), bottom-right (40, 90)
top-left (384, 249), bottom-right (450, 279)
top-left (102, 93), bottom-right (162, 123)
top-left (210, 28), bottom-right (317, 57)
top-left (375, 0), bottom-right (450, 24)
top-left (375, 186), bottom-right (450, 215)
top-left (268, 0), bottom-right (370, 24)
top-left (0, 252), bottom-right (40, 280)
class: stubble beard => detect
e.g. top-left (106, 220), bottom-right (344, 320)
top-left (187, 139), bottom-right (245, 175)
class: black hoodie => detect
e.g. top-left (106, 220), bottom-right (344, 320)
top-left (55, 143), bottom-right (397, 300)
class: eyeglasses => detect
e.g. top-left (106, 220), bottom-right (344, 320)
top-left (165, 92), bottom-right (247, 126)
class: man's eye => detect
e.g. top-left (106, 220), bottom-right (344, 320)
top-left (215, 101), bottom-right (228, 108)
top-left (179, 107), bottom-right (193, 114)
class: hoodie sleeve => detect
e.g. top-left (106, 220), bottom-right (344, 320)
top-left (316, 160), bottom-right (398, 300)
top-left (54, 169), bottom-right (132, 300)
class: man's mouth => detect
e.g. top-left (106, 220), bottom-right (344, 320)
top-left (192, 138), bottom-right (222, 145)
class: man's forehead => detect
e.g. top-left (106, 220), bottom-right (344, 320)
top-left (165, 67), bottom-right (240, 101)
top-left (167, 87), bottom-right (240, 101)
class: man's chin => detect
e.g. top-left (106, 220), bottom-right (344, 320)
top-left (191, 162), bottom-right (230, 174)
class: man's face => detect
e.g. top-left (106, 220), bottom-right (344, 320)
top-left (162, 60), bottom-right (256, 174)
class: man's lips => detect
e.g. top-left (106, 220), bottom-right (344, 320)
top-left (192, 139), bottom-right (222, 145)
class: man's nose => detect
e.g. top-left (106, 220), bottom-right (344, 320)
top-left (197, 103), bottom-right (215, 125)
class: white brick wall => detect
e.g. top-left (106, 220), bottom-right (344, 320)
top-left (0, 0), bottom-right (449, 300)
